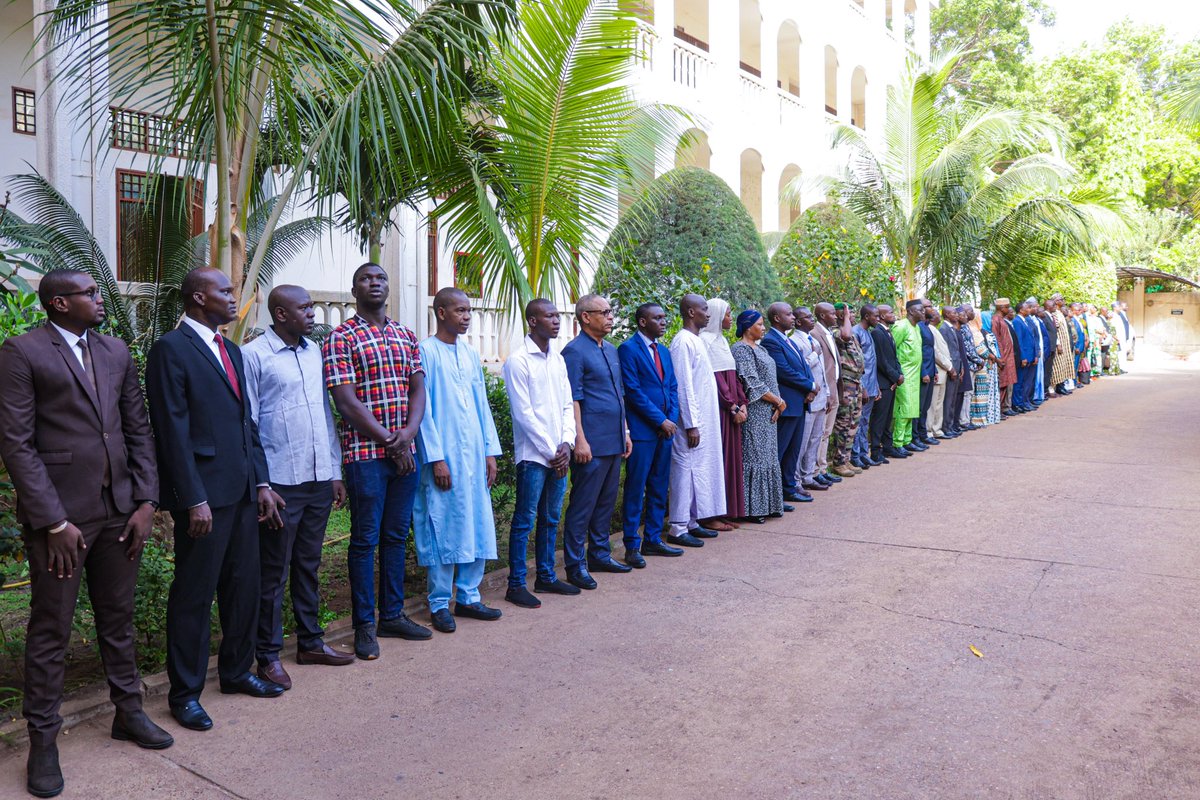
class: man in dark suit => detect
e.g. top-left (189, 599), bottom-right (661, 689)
top-left (869, 304), bottom-right (906, 461)
top-left (1010, 301), bottom-right (1037, 412)
top-left (0, 269), bottom-right (173, 798)
top-left (145, 267), bottom-right (284, 734)
top-left (617, 303), bottom-right (685, 565)
top-left (915, 303), bottom-right (937, 447)
top-left (761, 302), bottom-right (814, 506)
top-left (938, 307), bottom-right (964, 437)
top-left (561, 294), bottom-right (633, 590)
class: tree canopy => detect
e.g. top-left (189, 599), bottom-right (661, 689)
top-left (595, 167), bottom-right (780, 316)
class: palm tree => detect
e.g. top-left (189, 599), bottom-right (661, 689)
top-left (41, 0), bottom-right (516, 340)
top-left (433, 0), bottom-right (684, 310)
top-left (819, 52), bottom-right (1120, 301)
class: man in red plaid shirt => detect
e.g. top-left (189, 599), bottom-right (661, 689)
top-left (324, 263), bottom-right (432, 660)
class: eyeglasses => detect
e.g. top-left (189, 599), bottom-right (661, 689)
top-left (581, 307), bottom-right (614, 317)
top-left (56, 288), bottom-right (101, 300)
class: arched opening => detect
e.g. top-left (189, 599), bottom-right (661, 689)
top-left (739, 0), bottom-right (762, 77)
top-left (851, 67), bottom-right (868, 129)
top-left (776, 21), bottom-right (801, 96)
top-left (676, 128), bottom-right (712, 171)
top-left (740, 148), bottom-right (764, 231)
top-left (674, 0), bottom-right (709, 50)
top-left (778, 164), bottom-right (802, 230)
top-left (824, 45), bottom-right (839, 116)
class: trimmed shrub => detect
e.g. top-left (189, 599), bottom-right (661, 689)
top-left (771, 202), bottom-right (899, 311)
top-left (982, 257), bottom-right (1117, 307)
top-left (595, 167), bottom-right (780, 324)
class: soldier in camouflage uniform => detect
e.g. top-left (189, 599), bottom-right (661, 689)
top-left (830, 303), bottom-right (865, 477)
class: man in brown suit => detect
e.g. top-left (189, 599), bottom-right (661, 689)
top-left (0, 269), bottom-right (173, 798)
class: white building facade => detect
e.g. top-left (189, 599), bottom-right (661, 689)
top-left (0, 0), bottom-right (930, 360)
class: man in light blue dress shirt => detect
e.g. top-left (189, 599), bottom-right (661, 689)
top-left (243, 285), bottom-right (352, 689)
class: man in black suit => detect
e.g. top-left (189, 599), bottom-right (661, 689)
top-left (0, 269), bottom-right (173, 798)
top-left (145, 268), bottom-right (284, 733)
top-left (869, 304), bottom-right (906, 462)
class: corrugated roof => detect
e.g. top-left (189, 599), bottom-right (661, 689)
top-left (1115, 266), bottom-right (1200, 291)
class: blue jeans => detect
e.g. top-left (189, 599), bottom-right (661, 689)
top-left (508, 461), bottom-right (567, 588)
top-left (854, 396), bottom-right (875, 459)
top-left (344, 458), bottom-right (420, 629)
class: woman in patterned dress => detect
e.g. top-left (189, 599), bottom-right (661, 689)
top-left (980, 312), bottom-right (1002, 425)
top-left (967, 310), bottom-right (991, 427)
top-left (730, 310), bottom-right (785, 524)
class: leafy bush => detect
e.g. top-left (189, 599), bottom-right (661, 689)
top-left (771, 202), bottom-right (900, 310)
top-left (595, 167), bottom-right (780, 315)
top-left (594, 258), bottom-right (711, 343)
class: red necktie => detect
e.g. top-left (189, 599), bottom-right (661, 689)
top-left (214, 334), bottom-right (242, 400)
top-left (651, 342), bottom-right (664, 380)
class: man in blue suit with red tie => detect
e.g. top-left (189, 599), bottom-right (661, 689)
top-left (617, 304), bottom-right (687, 567)
top-left (760, 302), bottom-right (815, 507)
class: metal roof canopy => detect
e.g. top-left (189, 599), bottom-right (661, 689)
top-left (1115, 266), bottom-right (1200, 292)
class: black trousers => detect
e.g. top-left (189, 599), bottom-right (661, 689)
top-left (23, 492), bottom-right (141, 746)
top-left (257, 481), bottom-right (333, 662)
top-left (915, 378), bottom-right (933, 439)
top-left (869, 384), bottom-right (895, 454)
top-left (167, 499), bottom-right (259, 706)
top-left (1043, 355), bottom-right (1055, 391)
top-left (563, 454), bottom-right (621, 571)
top-left (942, 376), bottom-right (961, 432)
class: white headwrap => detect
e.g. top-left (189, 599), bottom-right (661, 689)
top-left (699, 297), bottom-right (736, 372)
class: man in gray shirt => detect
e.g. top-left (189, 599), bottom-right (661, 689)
top-left (243, 285), bottom-right (353, 689)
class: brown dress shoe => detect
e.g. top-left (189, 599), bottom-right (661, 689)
top-left (257, 660), bottom-right (292, 690)
top-left (831, 464), bottom-right (858, 478)
top-left (296, 644), bottom-right (355, 667)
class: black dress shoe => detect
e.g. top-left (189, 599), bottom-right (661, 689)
top-left (170, 701), bottom-right (213, 732)
top-left (587, 557), bottom-right (633, 573)
top-left (688, 526), bottom-right (718, 539)
top-left (743, 516), bottom-right (767, 524)
top-left (431, 608), bottom-right (456, 633)
top-left (814, 473), bottom-right (833, 485)
top-left (641, 540), bottom-right (684, 556)
top-left (802, 480), bottom-right (828, 491)
top-left (567, 570), bottom-right (597, 590)
top-left (454, 601), bottom-right (503, 621)
top-left (868, 455), bottom-right (887, 465)
top-left (781, 503), bottom-right (795, 512)
top-left (884, 447), bottom-right (909, 458)
top-left (793, 492), bottom-right (813, 502)
top-left (112, 709), bottom-right (174, 750)
top-left (219, 673), bottom-right (285, 698)
top-left (665, 531), bottom-right (704, 547)
top-left (378, 611), bottom-right (432, 640)
top-left (624, 549), bottom-right (647, 568)
top-left (824, 473), bottom-right (843, 483)
top-left (535, 578), bottom-right (582, 594)
top-left (783, 492), bottom-right (806, 502)
top-left (27, 742), bottom-right (63, 798)
top-left (505, 585), bottom-right (541, 608)
top-left (923, 437), bottom-right (940, 446)
top-left (905, 443), bottom-right (926, 453)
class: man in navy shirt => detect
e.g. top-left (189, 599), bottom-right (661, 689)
top-left (561, 294), bottom-right (633, 590)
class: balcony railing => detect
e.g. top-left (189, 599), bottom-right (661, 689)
top-left (739, 73), bottom-right (768, 115)
top-left (635, 19), bottom-right (658, 72)
top-left (310, 291), bottom-right (358, 328)
top-left (778, 91), bottom-right (805, 127)
top-left (673, 39), bottom-right (714, 92)
top-left (846, 0), bottom-right (868, 20)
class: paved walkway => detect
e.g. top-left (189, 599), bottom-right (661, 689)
top-left (4, 358), bottom-right (1200, 799)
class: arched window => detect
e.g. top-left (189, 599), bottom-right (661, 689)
top-left (739, 0), bottom-right (762, 77)
top-left (740, 149), bottom-right (765, 231)
top-left (851, 67), bottom-right (868, 129)
top-left (777, 21), bottom-right (801, 96)
top-left (674, 0), bottom-right (709, 50)
top-left (675, 128), bottom-right (712, 171)
top-left (824, 46), bottom-right (839, 117)
top-left (778, 164), bottom-right (802, 230)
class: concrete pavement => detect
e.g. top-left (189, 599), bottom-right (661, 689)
top-left (4, 358), bottom-right (1199, 799)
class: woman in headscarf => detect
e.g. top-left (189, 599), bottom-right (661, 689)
top-left (700, 298), bottom-right (746, 527)
top-left (980, 311), bottom-right (1002, 425)
top-left (730, 310), bottom-right (785, 523)
top-left (966, 309), bottom-right (991, 428)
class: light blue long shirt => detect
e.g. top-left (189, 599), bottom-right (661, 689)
top-left (413, 336), bottom-right (502, 566)
top-left (853, 324), bottom-right (879, 397)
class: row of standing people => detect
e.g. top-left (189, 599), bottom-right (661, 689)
top-left (0, 262), bottom-right (1134, 798)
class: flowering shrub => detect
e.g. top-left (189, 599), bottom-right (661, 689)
top-left (771, 202), bottom-right (899, 311)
